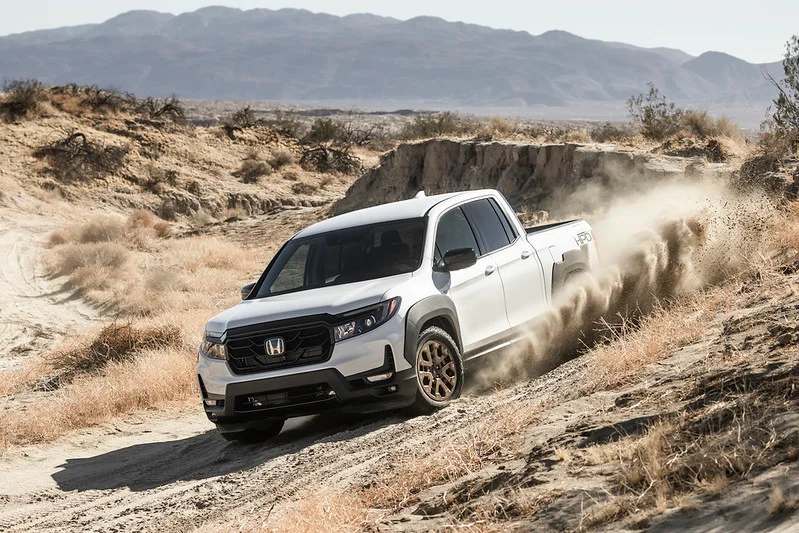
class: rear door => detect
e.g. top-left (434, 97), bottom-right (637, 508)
top-left (461, 198), bottom-right (548, 328)
top-left (433, 206), bottom-right (509, 353)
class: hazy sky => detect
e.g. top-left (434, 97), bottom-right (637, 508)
top-left (0, 0), bottom-right (795, 63)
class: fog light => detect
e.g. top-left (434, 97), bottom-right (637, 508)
top-left (387, 385), bottom-right (398, 393)
top-left (204, 399), bottom-right (222, 407)
top-left (365, 371), bottom-right (394, 383)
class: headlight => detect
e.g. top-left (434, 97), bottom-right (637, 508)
top-left (334, 297), bottom-right (400, 342)
top-left (200, 336), bottom-right (227, 360)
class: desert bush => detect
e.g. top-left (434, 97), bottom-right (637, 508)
top-left (291, 181), bottom-right (320, 195)
top-left (300, 145), bottom-right (362, 174)
top-left (134, 95), bottom-right (186, 123)
top-left (266, 109), bottom-right (307, 138)
top-left (233, 149), bottom-right (272, 183)
top-left (34, 129), bottom-right (128, 182)
top-left (235, 159), bottom-right (271, 183)
top-left (682, 110), bottom-right (744, 142)
top-left (590, 122), bottom-right (635, 143)
top-left (49, 322), bottom-right (181, 377)
top-left (281, 167), bottom-right (300, 181)
top-left (80, 86), bottom-right (127, 114)
top-left (766, 35), bottom-right (799, 146)
top-left (400, 112), bottom-right (466, 139)
top-left (144, 163), bottom-right (178, 193)
top-left (628, 83), bottom-right (684, 141)
top-left (222, 105), bottom-right (258, 137)
top-left (269, 146), bottom-right (295, 169)
top-left (304, 118), bottom-right (344, 144)
top-left (47, 242), bottom-right (129, 278)
top-left (0, 78), bottom-right (46, 121)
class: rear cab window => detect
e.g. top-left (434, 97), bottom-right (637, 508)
top-left (461, 198), bottom-right (512, 255)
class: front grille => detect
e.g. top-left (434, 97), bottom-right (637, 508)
top-left (235, 383), bottom-right (337, 413)
top-left (226, 322), bottom-right (333, 374)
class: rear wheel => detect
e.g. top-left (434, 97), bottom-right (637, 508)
top-left (218, 419), bottom-right (285, 443)
top-left (412, 326), bottom-right (464, 413)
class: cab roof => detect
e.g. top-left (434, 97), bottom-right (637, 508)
top-left (295, 190), bottom-right (495, 238)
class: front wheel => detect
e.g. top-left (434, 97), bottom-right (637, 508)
top-left (412, 326), bottom-right (464, 413)
top-left (218, 419), bottom-right (285, 443)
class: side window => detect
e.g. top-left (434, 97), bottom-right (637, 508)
top-left (269, 244), bottom-right (310, 293)
top-left (435, 207), bottom-right (479, 260)
top-left (461, 199), bottom-right (511, 254)
top-left (489, 198), bottom-right (518, 241)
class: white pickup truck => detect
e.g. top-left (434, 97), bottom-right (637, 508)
top-left (198, 189), bottom-right (598, 441)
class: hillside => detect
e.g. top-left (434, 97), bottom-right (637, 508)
top-left (0, 7), bottom-right (782, 110)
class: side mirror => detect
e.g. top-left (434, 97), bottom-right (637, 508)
top-left (437, 248), bottom-right (477, 272)
top-left (241, 282), bottom-right (256, 300)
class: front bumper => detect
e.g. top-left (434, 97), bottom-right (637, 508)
top-left (200, 364), bottom-right (417, 428)
top-left (197, 315), bottom-right (417, 426)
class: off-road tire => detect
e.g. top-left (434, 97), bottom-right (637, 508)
top-left (411, 326), bottom-right (464, 414)
top-left (218, 419), bottom-right (285, 443)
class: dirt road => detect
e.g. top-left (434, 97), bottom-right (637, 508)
top-left (0, 207), bottom-right (99, 370)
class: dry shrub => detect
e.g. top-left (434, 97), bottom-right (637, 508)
top-left (234, 150), bottom-right (272, 183)
top-left (34, 129), bottom-right (129, 183)
top-left (563, 128), bottom-right (591, 143)
top-left (590, 122), bottom-right (636, 143)
top-left (281, 167), bottom-right (301, 181)
top-left (0, 344), bottom-right (198, 449)
top-left (0, 78), bottom-right (46, 121)
top-left (144, 163), bottom-right (179, 193)
top-left (47, 242), bottom-right (129, 278)
top-left (49, 321), bottom-right (181, 377)
top-left (269, 147), bottom-right (296, 169)
top-left (682, 110), bottom-right (744, 142)
top-left (292, 181), bottom-right (319, 195)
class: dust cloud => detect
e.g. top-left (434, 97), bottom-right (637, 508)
top-left (475, 173), bottom-right (775, 387)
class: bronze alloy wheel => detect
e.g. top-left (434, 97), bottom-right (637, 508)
top-left (416, 339), bottom-right (458, 401)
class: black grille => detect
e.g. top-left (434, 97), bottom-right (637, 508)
top-left (226, 322), bottom-right (333, 375)
top-left (235, 383), bottom-right (337, 413)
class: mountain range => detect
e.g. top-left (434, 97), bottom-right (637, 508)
top-left (0, 7), bottom-right (784, 113)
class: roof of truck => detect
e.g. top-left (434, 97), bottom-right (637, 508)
top-left (295, 190), bottom-right (494, 238)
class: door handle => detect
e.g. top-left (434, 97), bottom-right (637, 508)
top-left (485, 265), bottom-right (496, 276)
top-left (521, 250), bottom-right (532, 260)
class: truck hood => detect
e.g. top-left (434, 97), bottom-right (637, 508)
top-left (205, 273), bottom-right (411, 333)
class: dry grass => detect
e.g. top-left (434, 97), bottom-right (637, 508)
top-left (0, 343), bottom-right (198, 449)
top-left (48, 321), bottom-right (182, 377)
top-left (588, 288), bottom-right (729, 390)
top-left (269, 147), bottom-right (295, 170)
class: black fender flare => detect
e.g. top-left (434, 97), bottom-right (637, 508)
top-left (403, 295), bottom-right (462, 367)
top-left (552, 249), bottom-right (591, 292)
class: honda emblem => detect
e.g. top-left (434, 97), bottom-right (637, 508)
top-left (264, 337), bottom-right (286, 356)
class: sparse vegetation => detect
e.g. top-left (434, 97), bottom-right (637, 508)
top-left (767, 35), bottom-right (799, 147)
top-left (0, 78), bottom-right (46, 121)
top-left (34, 129), bottom-right (129, 183)
top-left (627, 83), bottom-right (685, 141)
top-left (400, 111), bottom-right (469, 139)
top-left (233, 151), bottom-right (272, 183)
top-left (268, 146), bottom-right (295, 169)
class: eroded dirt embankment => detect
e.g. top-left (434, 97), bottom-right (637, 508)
top-left (333, 139), bottom-right (703, 215)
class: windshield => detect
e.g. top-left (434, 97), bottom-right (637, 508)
top-left (254, 218), bottom-right (426, 297)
